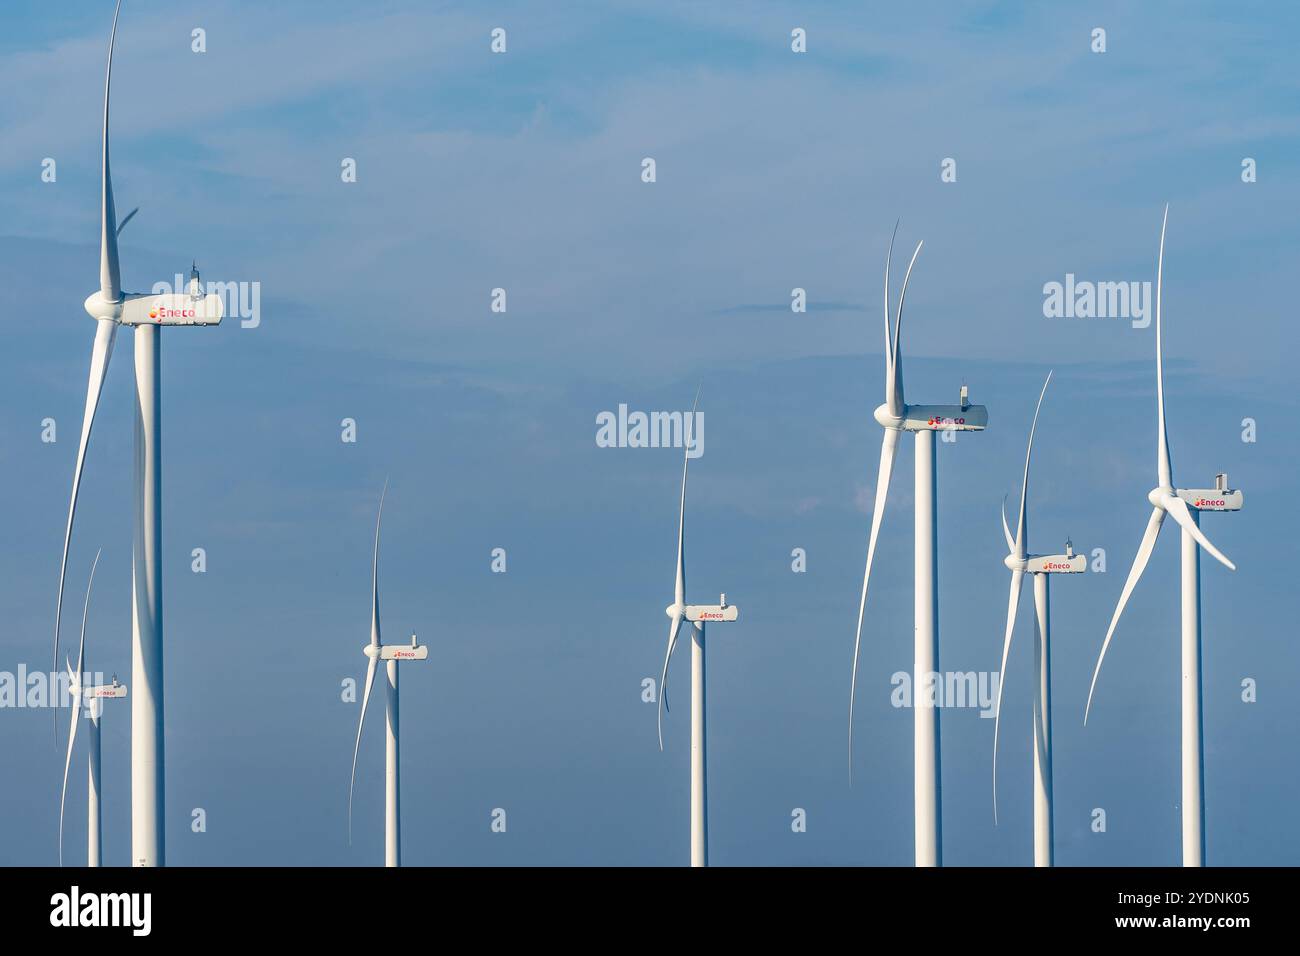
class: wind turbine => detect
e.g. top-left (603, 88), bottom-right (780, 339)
top-left (59, 550), bottom-right (129, 867)
top-left (991, 373), bottom-right (1085, 867)
top-left (847, 224), bottom-right (988, 867)
top-left (348, 482), bottom-right (428, 867)
top-left (656, 398), bottom-right (740, 867)
top-left (1084, 206), bottom-right (1242, 867)
top-left (51, 0), bottom-right (224, 867)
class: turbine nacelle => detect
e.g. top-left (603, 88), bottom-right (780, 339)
top-left (74, 680), bottom-right (128, 721)
top-left (664, 596), bottom-right (740, 623)
top-left (1177, 476), bottom-right (1243, 512)
top-left (83, 288), bottom-right (224, 327)
top-left (1005, 535), bottom-right (1084, 574)
top-left (363, 634), bottom-right (428, 661)
top-left (82, 679), bottom-right (129, 700)
top-left (686, 604), bottom-right (739, 623)
top-left (1024, 552), bottom-right (1086, 574)
top-left (905, 402), bottom-right (989, 433)
top-left (873, 401), bottom-right (989, 433)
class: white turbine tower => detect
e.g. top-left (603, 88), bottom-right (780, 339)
top-left (991, 373), bottom-right (1085, 867)
top-left (1085, 206), bottom-right (1241, 867)
top-left (52, 0), bottom-right (224, 868)
top-left (59, 550), bottom-right (129, 867)
top-left (657, 398), bottom-right (740, 868)
top-left (349, 483), bottom-right (428, 867)
top-left (847, 224), bottom-right (988, 867)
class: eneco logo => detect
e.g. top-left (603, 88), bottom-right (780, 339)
top-left (928, 416), bottom-right (966, 428)
top-left (152, 307), bottom-right (195, 321)
top-left (1195, 498), bottom-right (1226, 508)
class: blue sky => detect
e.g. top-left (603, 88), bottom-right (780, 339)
top-left (0, 0), bottom-right (1297, 866)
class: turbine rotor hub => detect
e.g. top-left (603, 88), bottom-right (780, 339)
top-left (1148, 485), bottom-right (1174, 508)
top-left (83, 291), bottom-right (123, 322)
top-left (873, 403), bottom-right (903, 428)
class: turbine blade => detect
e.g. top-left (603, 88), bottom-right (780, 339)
top-left (992, 568), bottom-right (1024, 824)
top-left (1155, 204), bottom-right (1172, 488)
top-left (883, 220), bottom-right (899, 412)
top-left (1085, 505), bottom-right (1166, 723)
top-left (54, 319), bottom-right (117, 737)
top-left (100, 0), bottom-right (124, 300)
top-left (59, 678), bottom-right (82, 867)
top-left (889, 241), bottom-right (923, 417)
top-left (115, 206), bottom-right (139, 238)
top-left (675, 393), bottom-right (699, 607)
top-left (370, 479), bottom-right (387, 647)
top-left (1000, 495), bottom-right (1015, 554)
top-left (347, 654), bottom-right (378, 846)
top-left (1014, 372), bottom-right (1053, 558)
top-left (59, 550), bottom-right (97, 867)
top-left (75, 551), bottom-right (98, 685)
top-left (1161, 494), bottom-right (1236, 571)
top-left (657, 611), bottom-right (684, 751)
top-left (848, 426), bottom-right (901, 783)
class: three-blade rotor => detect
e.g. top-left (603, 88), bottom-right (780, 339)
top-left (848, 225), bottom-right (922, 783)
top-left (348, 479), bottom-right (387, 843)
top-left (53, 0), bottom-right (125, 739)
top-left (658, 391), bottom-right (700, 751)
top-left (990, 373), bottom-right (1052, 822)
top-left (1084, 206), bottom-right (1237, 724)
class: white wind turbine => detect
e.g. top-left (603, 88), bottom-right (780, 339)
top-left (59, 550), bottom-right (129, 867)
top-left (349, 483), bottom-right (428, 867)
top-left (657, 397), bottom-right (740, 868)
top-left (52, 0), bottom-right (224, 868)
top-left (848, 223), bottom-right (989, 867)
top-left (991, 373), bottom-right (1085, 867)
top-left (1085, 206), bottom-right (1242, 867)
